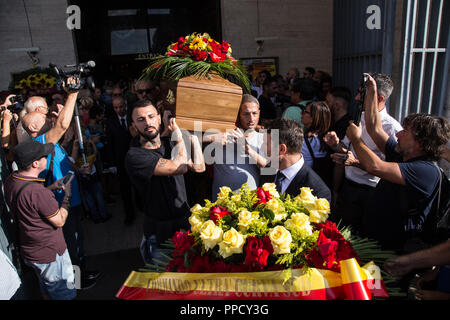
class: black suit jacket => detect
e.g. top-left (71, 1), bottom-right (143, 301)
top-left (260, 164), bottom-right (331, 202)
top-left (105, 115), bottom-right (132, 168)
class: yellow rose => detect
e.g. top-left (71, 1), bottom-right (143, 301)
top-left (217, 186), bottom-right (232, 200)
top-left (199, 220), bottom-right (223, 251)
top-left (309, 210), bottom-right (329, 224)
top-left (269, 226), bottom-right (292, 255)
top-left (262, 183), bottom-right (280, 198)
top-left (231, 194), bottom-right (241, 202)
top-left (218, 228), bottom-right (245, 258)
top-left (266, 198), bottom-right (287, 222)
top-left (188, 213), bottom-right (204, 233)
top-left (190, 204), bottom-right (203, 214)
top-left (299, 187), bottom-right (316, 202)
top-left (284, 212), bottom-right (313, 236)
top-left (315, 198), bottom-right (330, 212)
top-left (237, 209), bottom-right (258, 230)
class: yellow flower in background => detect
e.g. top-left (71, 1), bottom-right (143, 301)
top-left (262, 183), bottom-right (280, 198)
top-left (308, 209), bottom-right (329, 224)
top-left (217, 186), bottom-right (232, 201)
top-left (237, 209), bottom-right (259, 230)
top-left (285, 212), bottom-right (313, 236)
top-left (269, 226), bottom-right (292, 255)
top-left (189, 213), bottom-right (204, 233)
top-left (231, 194), bottom-right (241, 203)
top-left (266, 198), bottom-right (287, 222)
top-left (299, 187), bottom-right (316, 202)
top-left (218, 228), bottom-right (245, 258)
top-left (315, 198), bottom-right (330, 212)
top-left (199, 220), bottom-right (223, 251)
top-left (189, 36), bottom-right (206, 50)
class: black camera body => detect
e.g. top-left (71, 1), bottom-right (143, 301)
top-left (49, 61), bottom-right (96, 92)
top-left (1, 95), bottom-right (24, 113)
top-left (353, 73), bottom-right (369, 126)
top-left (10, 95), bottom-right (24, 105)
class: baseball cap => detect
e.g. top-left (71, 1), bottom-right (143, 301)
top-left (13, 140), bottom-right (54, 169)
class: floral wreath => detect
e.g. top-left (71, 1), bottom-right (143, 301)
top-left (9, 67), bottom-right (57, 91)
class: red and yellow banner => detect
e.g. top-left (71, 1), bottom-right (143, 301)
top-left (116, 259), bottom-right (388, 300)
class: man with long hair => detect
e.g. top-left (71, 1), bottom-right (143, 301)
top-left (346, 74), bottom-right (450, 252)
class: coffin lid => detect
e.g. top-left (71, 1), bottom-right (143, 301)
top-left (177, 74), bottom-right (242, 95)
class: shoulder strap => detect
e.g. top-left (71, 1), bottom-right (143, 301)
top-left (44, 151), bottom-right (55, 187)
top-left (304, 136), bottom-right (316, 163)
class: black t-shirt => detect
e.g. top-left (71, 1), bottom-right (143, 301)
top-left (258, 95), bottom-right (277, 122)
top-left (363, 137), bottom-right (440, 251)
top-left (125, 137), bottom-right (190, 242)
top-left (331, 113), bottom-right (352, 140)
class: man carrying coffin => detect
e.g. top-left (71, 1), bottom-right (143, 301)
top-left (125, 100), bottom-right (205, 264)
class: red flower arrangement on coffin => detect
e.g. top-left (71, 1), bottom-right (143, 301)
top-left (142, 32), bottom-right (251, 93)
top-left (117, 184), bottom-right (394, 300)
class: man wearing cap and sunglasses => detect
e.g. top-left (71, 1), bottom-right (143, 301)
top-left (4, 140), bottom-right (76, 299)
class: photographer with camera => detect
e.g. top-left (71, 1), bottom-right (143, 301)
top-left (21, 75), bottom-right (100, 289)
top-left (324, 73), bottom-right (402, 235)
top-left (346, 74), bottom-right (450, 252)
top-left (1, 95), bottom-right (21, 166)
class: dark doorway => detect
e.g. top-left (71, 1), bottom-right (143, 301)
top-left (69, 0), bottom-right (222, 85)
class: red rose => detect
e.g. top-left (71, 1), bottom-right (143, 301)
top-left (221, 40), bottom-right (230, 53)
top-left (210, 206), bottom-right (231, 224)
top-left (244, 236), bottom-right (273, 271)
top-left (192, 49), bottom-right (207, 61)
top-left (189, 255), bottom-right (212, 272)
top-left (171, 231), bottom-right (194, 256)
top-left (208, 52), bottom-right (221, 63)
top-left (177, 37), bottom-right (186, 44)
top-left (255, 187), bottom-right (273, 205)
top-left (165, 257), bottom-right (187, 272)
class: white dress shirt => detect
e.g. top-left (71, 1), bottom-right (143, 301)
top-left (277, 156), bottom-right (305, 194)
top-left (342, 109), bottom-right (403, 187)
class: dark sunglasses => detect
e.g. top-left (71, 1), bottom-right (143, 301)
top-left (300, 105), bottom-right (310, 114)
top-left (137, 89), bottom-right (152, 94)
top-left (112, 93), bottom-right (122, 96)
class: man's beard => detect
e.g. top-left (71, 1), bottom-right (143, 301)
top-left (137, 124), bottom-right (161, 142)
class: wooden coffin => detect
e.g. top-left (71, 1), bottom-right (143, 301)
top-left (175, 74), bottom-right (243, 132)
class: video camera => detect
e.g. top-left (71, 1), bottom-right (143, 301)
top-left (353, 73), bottom-right (369, 126)
top-left (49, 61), bottom-right (96, 92)
top-left (0, 94), bottom-right (24, 113)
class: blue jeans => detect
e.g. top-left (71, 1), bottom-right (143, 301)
top-left (140, 235), bottom-right (166, 265)
top-left (24, 249), bottom-right (76, 300)
top-left (80, 177), bottom-right (108, 221)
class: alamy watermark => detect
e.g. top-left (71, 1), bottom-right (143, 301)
top-left (66, 5), bottom-right (81, 30)
top-left (366, 5), bottom-right (381, 30)
top-left (170, 122), bottom-right (279, 176)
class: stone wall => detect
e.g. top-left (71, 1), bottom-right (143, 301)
top-left (221, 0), bottom-right (333, 78)
top-left (0, 0), bottom-right (76, 90)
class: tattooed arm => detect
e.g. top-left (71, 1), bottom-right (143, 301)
top-left (153, 118), bottom-right (189, 176)
top-left (188, 134), bottom-right (205, 172)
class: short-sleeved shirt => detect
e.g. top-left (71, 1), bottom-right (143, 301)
top-left (363, 137), bottom-right (440, 250)
top-left (4, 173), bottom-right (66, 263)
top-left (33, 133), bottom-right (81, 207)
top-left (212, 131), bottom-right (265, 200)
top-left (125, 137), bottom-right (190, 242)
top-left (281, 100), bottom-right (311, 130)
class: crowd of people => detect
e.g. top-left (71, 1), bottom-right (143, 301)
top-left (0, 64), bottom-right (449, 300)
